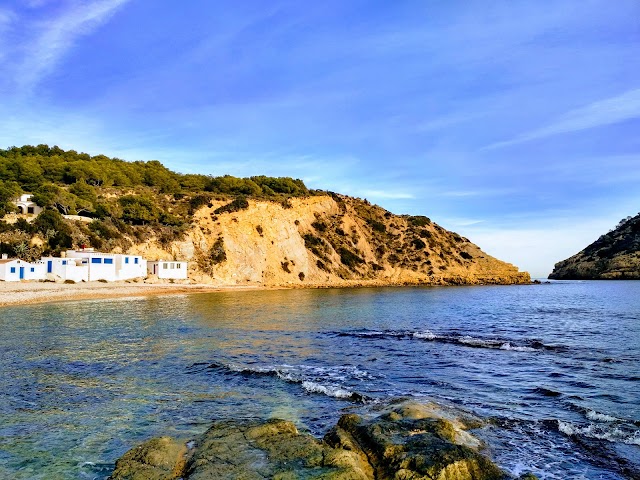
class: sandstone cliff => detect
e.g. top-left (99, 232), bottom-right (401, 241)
top-left (549, 213), bottom-right (640, 280)
top-left (127, 193), bottom-right (529, 287)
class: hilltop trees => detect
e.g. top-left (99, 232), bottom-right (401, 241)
top-left (119, 195), bottom-right (160, 225)
top-left (0, 144), bottom-right (313, 258)
top-left (0, 180), bottom-right (21, 215)
top-left (31, 184), bottom-right (93, 215)
top-left (0, 144), bottom-right (310, 199)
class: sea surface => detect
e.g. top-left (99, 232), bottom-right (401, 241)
top-left (0, 281), bottom-right (639, 479)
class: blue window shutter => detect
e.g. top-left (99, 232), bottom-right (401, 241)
top-left (10, 267), bottom-right (15, 273)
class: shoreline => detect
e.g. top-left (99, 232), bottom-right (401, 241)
top-left (0, 276), bottom-right (534, 309)
top-left (0, 281), bottom-right (268, 308)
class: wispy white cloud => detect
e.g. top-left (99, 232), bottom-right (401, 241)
top-left (0, 8), bottom-right (16, 62)
top-left (358, 190), bottom-right (415, 200)
top-left (440, 217), bottom-right (485, 228)
top-left (486, 88), bottom-right (640, 149)
top-left (12, 0), bottom-right (131, 93)
top-left (25, 0), bottom-right (54, 8)
top-left (413, 112), bottom-right (483, 133)
top-left (0, 7), bottom-right (15, 26)
top-left (440, 188), bottom-right (518, 198)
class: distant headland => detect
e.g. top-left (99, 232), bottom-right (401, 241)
top-left (549, 213), bottom-right (640, 280)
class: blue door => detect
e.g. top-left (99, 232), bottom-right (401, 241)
top-left (19, 267), bottom-right (24, 279)
top-left (47, 261), bottom-right (52, 273)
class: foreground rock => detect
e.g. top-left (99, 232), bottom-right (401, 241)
top-left (549, 212), bottom-right (640, 279)
top-left (110, 401), bottom-right (536, 480)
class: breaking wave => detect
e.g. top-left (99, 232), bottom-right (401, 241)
top-left (556, 420), bottom-right (640, 446)
top-left (301, 381), bottom-right (357, 399)
top-left (190, 361), bottom-right (373, 403)
top-left (333, 329), bottom-right (564, 353)
top-left (586, 410), bottom-right (620, 423)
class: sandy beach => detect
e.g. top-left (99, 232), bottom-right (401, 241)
top-left (0, 281), bottom-right (264, 308)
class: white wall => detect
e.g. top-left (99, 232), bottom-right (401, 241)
top-left (149, 261), bottom-right (188, 279)
top-left (23, 262), bottom-right (47, 280)
top-left (66, 251), bottom-right (118, 281)
top-left (0, 261), bottom-right (22, 281)
top-left (42, 257), bottom-right (89, 282)
top-left (88, 258), bottom-right (118, 281)
top-left (116, 255), bottom-right (147, 280)
top-left (0, 259), bottom-right (42, 281)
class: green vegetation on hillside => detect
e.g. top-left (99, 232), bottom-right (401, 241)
top-left (0, 144), bottom-right (312, 259)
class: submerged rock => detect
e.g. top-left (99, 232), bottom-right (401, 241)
top-left (110, 401), bottom-right (536, 480)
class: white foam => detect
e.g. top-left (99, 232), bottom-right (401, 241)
top-left (500, 342), bottom-right (536, 352)
top-left (413, 330), bottom-right (436, 340)
top-left (358, 330), bottom-right (385, 336)
top-left (301, 381), bottom-right (354, 399)
top-left (557, 421), bottom-right (576, 436)
top-left (275, 371), bottom-right (301, 383)
top-left (459, 336), bottom-right (494, 347)
top-left (557, 421), bottom-right (640, 446)
top-left (585, 410), bottom-right (619, 423)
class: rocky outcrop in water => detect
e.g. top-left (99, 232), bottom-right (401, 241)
top-left (549, 213), bottom-right (640, 279)
top-left (110, 401), bottom-right (537, 480)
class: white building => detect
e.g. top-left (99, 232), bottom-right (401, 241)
top-left (0, 255), bottom-right (46, 281)
top-left (147, 260), bottom-right (188, 280)
top-left (41, 256), bottom-right (89, 282)
top-left (0, 250), bottom-right (186, 283)
top-left (65, 249), bottom-right (147, 281)
top-left (14, 194), bottom-right (43, 216)
top-left (24, 260), bottom-right (47, 280)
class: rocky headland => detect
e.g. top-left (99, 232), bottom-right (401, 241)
top-left (109, 400), bottom-right (537, 480)
top-left (1, 146), bottom-right (530, 289)
top-left (138, 194), bottom-right (530, 287)
top-left (549, 213), bottom-right (640, 280)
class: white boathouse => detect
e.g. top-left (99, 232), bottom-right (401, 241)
top-left (65, 249), bottom-right (147, 281)
top-left (147, 260), bottom-right (188, 280)
top-left (41, 256), bottom-right (89, 282)
top-left (0, 255), bottom-right (47, 281)
top-left (0, 250), bottom-right (186, 282)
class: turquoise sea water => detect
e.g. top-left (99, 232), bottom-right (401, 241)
top-left (0, 281), bottom-right (639, 479)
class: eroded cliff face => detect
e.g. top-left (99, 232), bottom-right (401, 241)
top-left (129, 194), bottom-right (530, 286)
top-left (549, 213), bottom-right (640, 280)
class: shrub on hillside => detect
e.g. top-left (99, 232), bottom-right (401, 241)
top-left (311, 220), bottom-right (327, 232)
top-left (407, 216), bottom-right (431, 227)
top-left (338, 247), bottom-right (364, 268)
top-left (367, 219), bottom-right (386, 233)
top-left (214, 196), bottom-right (249, 215)
top-left (209, 237), bottom-right (227, 264)
top-left (411, 238), bottom-right (426, 249)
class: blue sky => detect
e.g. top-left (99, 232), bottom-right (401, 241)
top-left (0, 0), bottom-right (639, 277)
